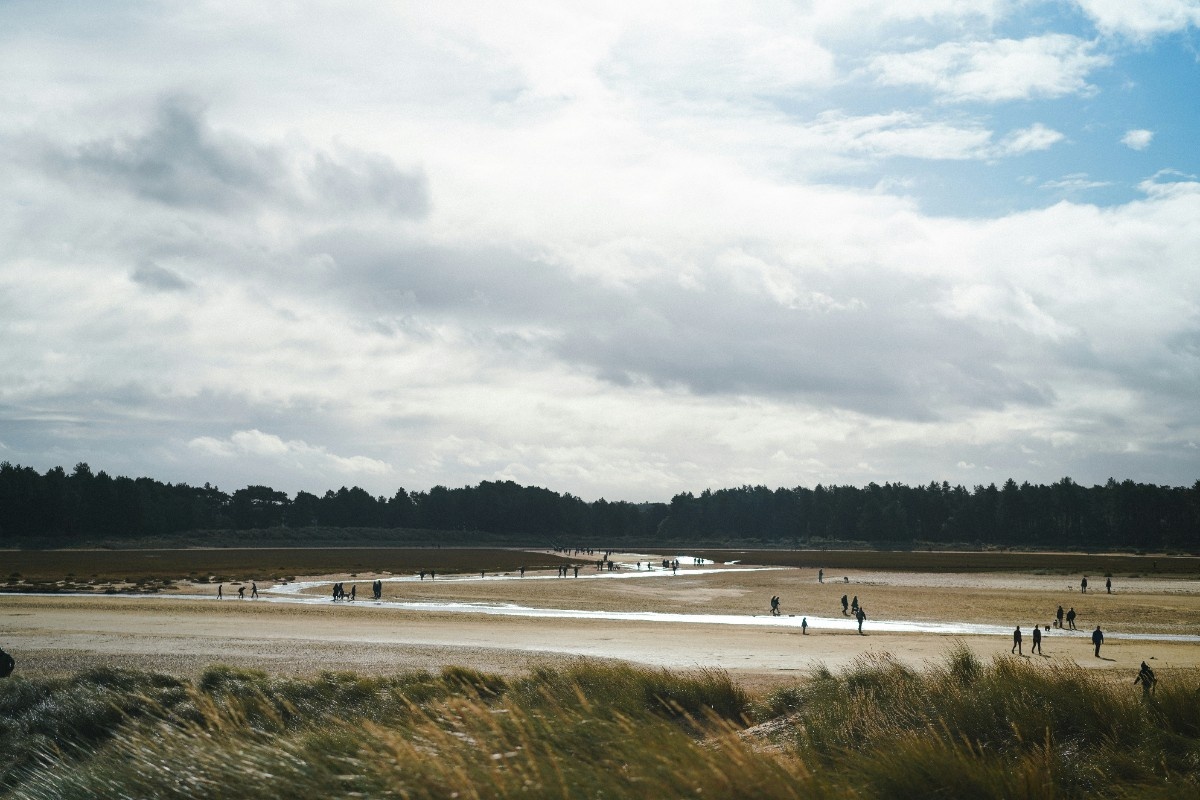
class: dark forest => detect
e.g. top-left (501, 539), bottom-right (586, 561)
top-left (1, 462), bottom-right (1198, 550)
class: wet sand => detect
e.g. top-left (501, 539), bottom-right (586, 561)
top-left (4, 552), bottom-right (1198, 690)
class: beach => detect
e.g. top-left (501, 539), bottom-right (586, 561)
top-left (4, 551), bottom-right (1198, 690)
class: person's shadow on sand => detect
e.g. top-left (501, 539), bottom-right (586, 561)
top-left (1097, 656), bottom-right (1116, 662)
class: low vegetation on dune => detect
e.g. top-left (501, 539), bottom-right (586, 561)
top-left (2, 547), bottom-right (576, 593)
top-left (1, 648), bottom-right (1198, 798)
top-left (692, 548), bottom-right (1200, 576)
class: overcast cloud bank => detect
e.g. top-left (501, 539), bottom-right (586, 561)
top-left (2, 1), bottom-right (1198, 500)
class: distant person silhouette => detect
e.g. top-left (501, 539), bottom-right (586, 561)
top-left (1135, 661), bottom-right (1156, 696)
top-left (1031, 625), bottom-right (1042, 654)
top-left (851, 595), bottom-right (858, 614)
top-left (237, 585), bottom-right (245, 600)
top-left (217, 584), bottom-right (223, 600)
top-left (770, 596), bottom-right (781, 616)
top-left (801, 617), bottom-right (808, 635)
top-left (841, 595), bottom-right (849, 615)
top-left (855, 607), bottom-right (866, 634)
top-left (1081, 576), bottom-right (1088, 593)
top-left (1066, 607), bottom-right (1077, 630)
top-left (818, 569), bottom-right (824, 583)
top-left (1092, 625), bottom-right (1104, 657)
top-left (1056, 605), bottom-right (1064, 628)
top-left (251, 581), bottom-right (259, 599)
top-left (1106, 577), bottom-right (1111, 594)
top-left (1011, 625), bottom-right (1023, 655)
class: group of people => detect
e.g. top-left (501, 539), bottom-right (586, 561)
top-left (765, 595), bottom-right (809, 633)
top-left (1013, 622), bottom-right (1115, 659)
top-left (331, 582), bottom-right (355, 601)
top-left (1079, 576), bottom-right (1114, 594)
top-left (836, 594), bottom-right (867, 632)
top-left (216, 581), bottom-right (258, 599)
top-left (1055, 604), bottom-right (1077, 630)
top-left (764, 593), bottom-right (868, 633)
top-left (1010, 625), bottom-right (1044, 655)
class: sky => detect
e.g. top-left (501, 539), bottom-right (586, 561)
top-left (2, 1), bottom-right (1199, 502)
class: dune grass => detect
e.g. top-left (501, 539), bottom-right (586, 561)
top-left (1, 649), bottom-right (1197, 798)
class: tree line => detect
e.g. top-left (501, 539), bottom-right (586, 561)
top-left (1, 461), bottom-right (1198, 550)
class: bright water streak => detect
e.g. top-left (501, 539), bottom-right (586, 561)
top-left (29, 590), bottom-right (1200, 643)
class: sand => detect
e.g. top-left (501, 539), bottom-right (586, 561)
top-left (4, 551), bottom-right (1198, 691)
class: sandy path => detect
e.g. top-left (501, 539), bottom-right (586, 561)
top-left (4, 556), bottom-right (1199, 690)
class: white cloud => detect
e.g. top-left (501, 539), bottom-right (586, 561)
top-left (1075, 0), bottom-right (1200, 40)
top-left (1039, 173), bottom-right (1111, 193)
top-left (805, 111), bottom-right (993, 160)
top-left (188, 430), bottom-right (392, 477)
top-left (869, 35), bottom-right (1109, 102)
top-left (2, 1), bottom-right (1199, 500)
top-left (1121, 129), bottom-right (1154, 150)
top-left (996, 123), bottom-right (1065, 156)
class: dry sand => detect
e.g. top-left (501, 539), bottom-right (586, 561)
top-left (4, 551), bottom-right (1198, 691)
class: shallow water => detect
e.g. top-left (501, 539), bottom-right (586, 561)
top-left (22, 588), bottom-right (1200, 644)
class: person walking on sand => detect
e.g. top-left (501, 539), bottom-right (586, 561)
top-left (855, 606), bottom-right (866, 634)
top-left (217, 584), bottom-right (223, 600)
top-left (1135, 661), bottom-right (1156, 696)
top-left (1012, 625), bottom-right (1023, 655)
top-left (841, 594), bottom-right (849, 615)
top-left (251, 581), bottom-right (259, 599)
top-left (801, 617), bottom-right (808, 635)
top-left (1066, 607), bottom-right (1077, 630)
top-left (851, 595), bottom-right (859, 614)
top-left (1081, 576), bottom-right (1088, 594)
top-left (770, 596), bottom-right (781, 616)
top-left (1032, 625), bottom-right (1042, 654)
top-left (818, 569), bottom-right (824, 583)
top-left (1056, 605), bottom-right (1064, 628)
top-left (1092, 625), bottom-right (1104, 657)
top-left (350, 584), bottom-right (356, 601)
top-left (237, 585), bottom-right (245, 599)
top-left (1106, 577), bottom-right (1111, 594)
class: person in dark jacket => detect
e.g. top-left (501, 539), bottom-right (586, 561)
top-left (1135, 661), bottom-right (1156, 696)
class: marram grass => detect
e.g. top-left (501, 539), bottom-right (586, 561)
top-left (1, 649), bottom-right (1198, 798)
